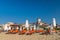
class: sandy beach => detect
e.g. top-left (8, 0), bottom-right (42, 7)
top-left (0, 32), bottom-right (60, 40)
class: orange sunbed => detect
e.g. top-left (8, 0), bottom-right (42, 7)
top-left (36, 30), bottom-right (44, 33)
top-left (7, 29), bottom-right (19, 34)
top-left (48, 30), bottom-right (56, 33)
top-left (25, 30), bottom-right (32, 35)
top-left (19, 30), bottom-right (27, 35)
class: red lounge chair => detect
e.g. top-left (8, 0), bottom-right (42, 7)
top-left (19, 30), bottom-right (27, 35)
top-left (15, 29), bottom-right (19, 33)
top-left (25, 29), bottom-right (36, 35)
top-left (48, 30), bottom-right (56, 33)
top-left (25, 30), bottom-right (33, 35)
top-left (6, 29), bottom-right (19, 34)
top-left (29, 30), bottom-right (36, 33)
top-left (12, 29), bottom-right (19, 33)
top-left (8, 30), bottom-right (13, 33)
top-left (36, 30), bottom-right (44, 33)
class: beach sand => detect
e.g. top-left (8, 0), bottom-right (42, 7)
top-left (0, 32), bottom-right (60, 40)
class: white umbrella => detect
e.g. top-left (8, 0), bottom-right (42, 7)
top-left (20, 27), bottom-right (22, 31)
top-left (53, 18), bottom-right (56, 27)
top-left (25, 20), bottom-right (29, 30)
top-left (8, 26), bottom-right (11, 30)
top-left (50, 24), bottom-right (53, 34)
top-left (34, 25), bottom-right (36, 30)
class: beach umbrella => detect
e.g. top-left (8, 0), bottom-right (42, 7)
top-left (8, 26), bottom-right (11, 30)
top-left (25, 20), bottom-right (29, 30)
top-left (53, 18), bottom-right (56, 27)
top-left (34, 25), bottom-right (36, 30)
top-left (50, 25), bottom-right (54, 34)
top-left (20, 27), bottom-right (22, 31)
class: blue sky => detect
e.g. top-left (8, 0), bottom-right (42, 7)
top-left (0, 0), bottom-right (60, 24)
